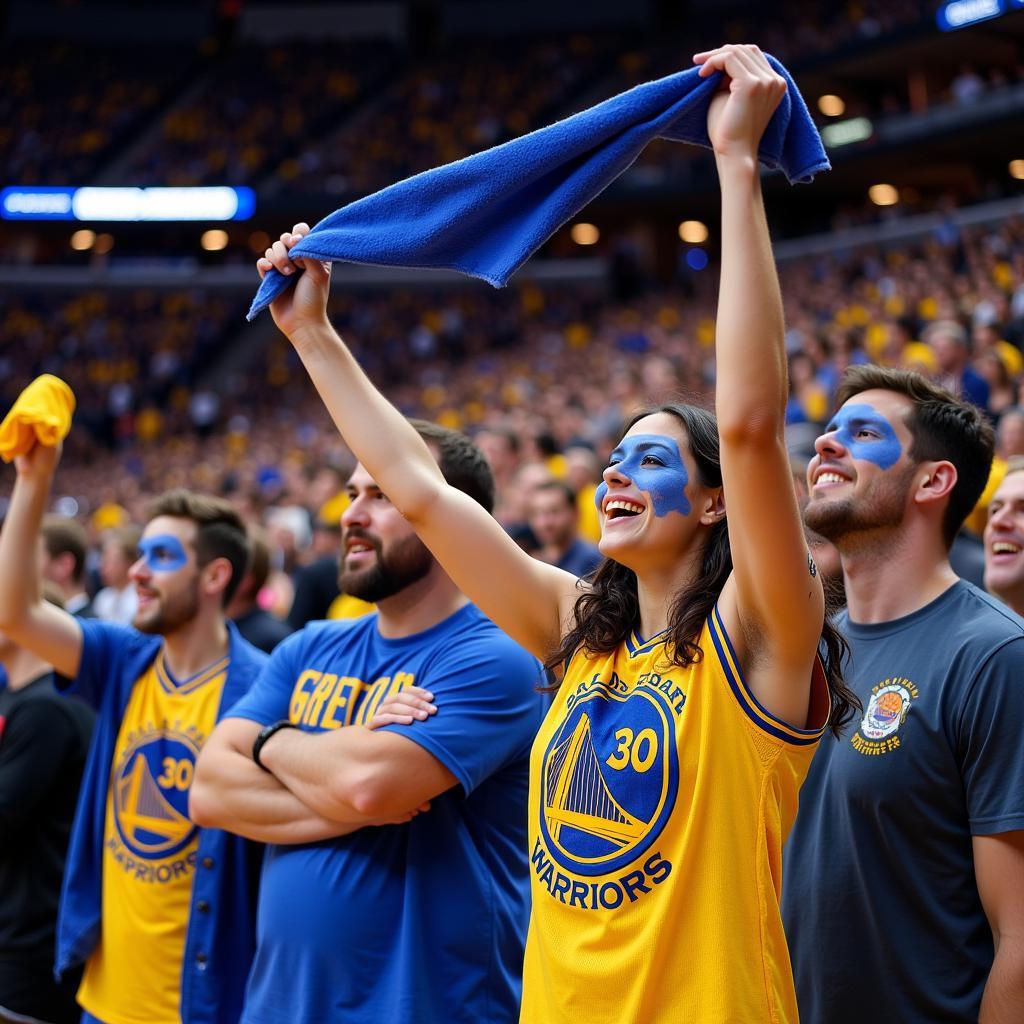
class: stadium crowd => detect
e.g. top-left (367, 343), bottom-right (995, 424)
top-left (279, 33), bottom-right (631, 196)
top-left (3, 10), bottom-right (1024, 1023)
top-left (0, 40), bottom-right (184, 185)
top-left (0, 0), bottom-right (946, 200)
top-left (5, 215), bottom-right (1023, 523)
top-left (123, 40), bottom-right (399, 189)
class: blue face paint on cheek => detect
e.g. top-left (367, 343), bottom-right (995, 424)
top-left (604, 434), bottom-right (691, 517)
top-left (594, 481), bottom-right (608, 511)
top-left (138, 534), bottom-right (189, 573)
top-left (827, 404), bottom-right (902, 470)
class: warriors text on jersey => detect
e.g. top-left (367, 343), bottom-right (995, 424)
top-left (521, 608), bottom-right (829, 1024)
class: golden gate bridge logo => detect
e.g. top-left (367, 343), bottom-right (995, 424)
top-left (545, 715), bottom-right (648, 847)
top-left (540, 686), bottom-right (677, 876)
top-left (113, 733), bottom-right (197, 858)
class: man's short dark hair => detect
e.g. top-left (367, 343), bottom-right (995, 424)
top-left (532, 479), bottom-right (577, 509)
top-left (834, 365), bottom-right (995, 547)
top-left (413, 417), bottom-right (497, 512)
top-left (41, 516), bottom-right (89, 583)
top-left (147, 489), bottom-right (251, 605)
top-left (410, 420), bottom-right (495, 514)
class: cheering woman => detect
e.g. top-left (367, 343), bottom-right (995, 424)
top-left (258, 44), bottom-right (855, 1024)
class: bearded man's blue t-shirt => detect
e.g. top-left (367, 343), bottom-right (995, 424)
top-left (225, 603), bottom-right (546, 1024)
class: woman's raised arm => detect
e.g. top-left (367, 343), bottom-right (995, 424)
top-left (259, 228), bottom-right (581, 660)
top-left (696, 46), bottom-right (825, 726)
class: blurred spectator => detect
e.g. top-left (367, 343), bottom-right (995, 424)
top-left (997, 408), bottom-right (1024, 460)
top-left (0, 588), bottom-right (94, 1024)
top-left (526, 480), bottom-right (602, 578)
top-left (287, 502), bottom-right (343, 631)
top-left (227, 528), bottom-right (292, 654)
top-left (93, 526), bottom-right (140, 624)
top-left (503, 461), bottom-right (555, 552)
top-left (40, 516), bottom-right (94, 618)
top-left (786, 352), bottom-right (830, 424)
top-left (925, 320), bottom-right (990, 412)
top-left (976, 351), bottom-right (1017, 422)
top-left (475, 427), bottom-right (523, 529)
top-left (263, 505), bottom-right (313, 616)
top-left (983, 458), bottom-right (1024, 614)
top-left (563, 444), bottom-right (603, 544)
top-left (287, 551), bottom-right (342, 629)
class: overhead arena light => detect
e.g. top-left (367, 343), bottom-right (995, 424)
top-left (868, 184), bottom-right (900, 207)
top-left (70, 229), bottom-right (96, 251)
top-left (821, 117), bottom-right (873, 148)
top-left (201, 229), bottom-right (230, 251)
top-left (936, 0), bottom-right (1006, 31)
top-left (678, 220), bottom-right (709, 244)
top-left (0, 185), bottom-right (256, 222)
top-left (571, 223), bottom-right (600, 246)
top-left (817, 95), bottom-right (846, 117)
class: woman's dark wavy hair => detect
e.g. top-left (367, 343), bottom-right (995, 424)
top-left (545, 403), bottom-right (858, 737)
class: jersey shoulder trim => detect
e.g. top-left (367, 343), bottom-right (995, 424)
top-left (709, 605), bottom-right (827, 746)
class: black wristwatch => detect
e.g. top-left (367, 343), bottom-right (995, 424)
top-left (252, 720), bottom-right (298, 771)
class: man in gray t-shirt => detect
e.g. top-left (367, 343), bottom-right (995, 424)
top-left (783, 366), bottom-right (1024, 1023)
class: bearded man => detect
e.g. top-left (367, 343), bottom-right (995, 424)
top-left (192, 421), bottom-right (545, 1024)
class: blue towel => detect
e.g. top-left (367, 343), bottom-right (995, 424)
top-left (248, 56), bottom-right (827, 321)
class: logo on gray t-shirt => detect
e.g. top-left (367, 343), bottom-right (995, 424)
top-left (852, 676), bottom-right (918, 754)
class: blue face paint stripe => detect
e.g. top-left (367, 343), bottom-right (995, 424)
top-left (824, 403), bottom-right (902, 470)
top-left (138, 534), bottom-right (189, 573)
top-left (596, 433), bottom-right (691, 518)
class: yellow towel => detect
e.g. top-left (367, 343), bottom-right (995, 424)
top-left (0, 375), bottom-right (76, 462)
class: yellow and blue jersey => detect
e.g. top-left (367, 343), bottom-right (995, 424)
top-left (522, 607), bottom-right (829, 1024)
top-left (77, 651), bottom-right (228, 1024)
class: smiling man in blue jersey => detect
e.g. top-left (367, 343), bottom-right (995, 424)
top-left (191, 419), bottom-right (545, 1024)
top-left (0, 437), bottom-right (267, 1024)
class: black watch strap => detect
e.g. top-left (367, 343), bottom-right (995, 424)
top-left (252, 720), bottom-right (298, 771)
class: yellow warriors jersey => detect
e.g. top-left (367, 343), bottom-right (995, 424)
top-left (78, 652), bottom-right (228, 1024)
top-left (522, 607), bottom-right (829, 1024)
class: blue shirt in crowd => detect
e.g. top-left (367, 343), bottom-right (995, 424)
top-left (782, 582), bottom-right (1024, 1023)
top-left (226, 603), bottom-right (546, 1024)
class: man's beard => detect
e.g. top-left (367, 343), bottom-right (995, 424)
top-left (804, 464), bottom-right (916, 545)
top-left (339, 531), bottom-right (434, 603)
top-left (133, 576), bottom-right (200, 636)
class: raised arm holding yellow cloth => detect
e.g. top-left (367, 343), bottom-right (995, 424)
top-left (0, 374), bottom-right (76, 462)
